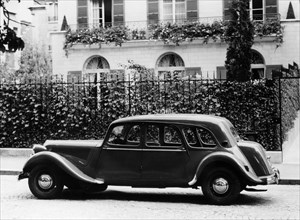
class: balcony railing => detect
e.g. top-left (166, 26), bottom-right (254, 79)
top-left (69, 16), bottom-right (224, 31)
top-left (69, 13), bottom-right (281, 31)
top-left (64, 14), bottom-right (283, 50)
top-left (48, 16), bottom-right (58, 22)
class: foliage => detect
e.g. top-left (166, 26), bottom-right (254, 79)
top-left (149, 21), bottom-right (226, 45)
top-left (63, 17), bottom-right (284, 51)
top-left (0, 0), bottom-right (25, 53)
top-left (253, 19), bottom-right (284, 47)
top-left (0, 75), bottom-right (284, 151)
top-left (131, 29), bottom-right (146, 40)
top-left (64, 25), bottom-right (130, 54)
top-left (224, 0), bottom-right (254, 82)
top-left (15, 44), bottom-right (52, 80)
top-left (281, 78), bottom-right (300, 142)
top-left (0, 62), bottom-right (15, 82)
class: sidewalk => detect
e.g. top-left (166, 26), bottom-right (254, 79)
top-left (0, 149), bottom-right (299, 184)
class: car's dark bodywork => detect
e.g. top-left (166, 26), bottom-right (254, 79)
top-left (18, 114), bottom-right (279, 204)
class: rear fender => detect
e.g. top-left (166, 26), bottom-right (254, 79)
top-left (20, 151), bottom-right (104, 185)
top-left (188, 152), bottom-right (263, 186)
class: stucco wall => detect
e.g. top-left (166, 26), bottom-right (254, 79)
top-left (50, 0), bottom-right (299, 78)
top-left (279, 0), bottom-right (299, 20)
top-left (57, 0), bottom-right (78, 29)
top-left (199, 0), bottom-right (223, 18)
top-left (50, 20), bottom-right (299, 78)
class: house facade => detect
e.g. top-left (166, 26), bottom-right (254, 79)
top-left (49, 0), bottom-right (300, 81)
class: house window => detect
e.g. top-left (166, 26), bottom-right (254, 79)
top-left (91, 0), bottom-right (104, 27)
top-left (157, 53), bottom-right (185, 79)
top-left (148, 0), bottom-right (197, 24)
top-left (251, 50), bottom-right (265, 79)
top-left (48, 0), bottom-right (58, 22)
top-left (223, 0), bottom-right (278, 21)
top-left (252, 0), bottom-right (263, 20)
top-left (84, 55), bottom-right (110, 82)
top-left (162, 0), bottom-right (186, 23)
top-left (89, 0), bottom-right (113, 27)
top-left (78, 0), bottom-right (121, 28)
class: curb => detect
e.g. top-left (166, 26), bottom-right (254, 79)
top-left (278, 179), bottom-right (300, 185)
top-left (0, 148), bottom-right (32, 157)
top-left (0, 171), bottom-right (21, 176)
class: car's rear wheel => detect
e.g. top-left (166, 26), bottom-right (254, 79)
top-left (28, 165), bottom-right (64, 199)
top-left (201, 167), bottom-right (241, 205)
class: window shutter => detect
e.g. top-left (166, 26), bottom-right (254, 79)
top-left (186, 0), bottom-right (198, 21)
top-left (216, 66), bottom-right (227, 80)
top-left (113, 0), bottom-right (124, 25)
top-left (266, 65), bottom-right (282, 79)
top-left (148, 0), bottom-right (159, 25)
top-left (265, 0), bottom-right (278, 19)
top-left (77, 0), bottom-right (88, 28)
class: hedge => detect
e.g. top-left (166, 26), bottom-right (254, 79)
top-left (0, 78), bottom-right (292, 151)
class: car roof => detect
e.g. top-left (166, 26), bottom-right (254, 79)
top-left (111, 114), bottom-right (229, 127)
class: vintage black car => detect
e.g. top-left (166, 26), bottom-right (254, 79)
top-left (18, 114), bottom-right (279, 204)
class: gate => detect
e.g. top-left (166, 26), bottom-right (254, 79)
top-left (274, 62), bottom-right (300, 155)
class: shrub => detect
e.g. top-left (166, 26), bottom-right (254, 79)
top-left (0, 78), bottom-right (283, 151)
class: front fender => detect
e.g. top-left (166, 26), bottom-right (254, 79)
top-left (188, 152), bottom-right (263, 186)
top-left (19, 151), bottom-right (104, 185)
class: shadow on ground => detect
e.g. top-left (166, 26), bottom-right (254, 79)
top-left (58, 188), bottom-right (271, 206)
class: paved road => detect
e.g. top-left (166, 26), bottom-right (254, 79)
top-left (1, 175), bottom-right (299, 220)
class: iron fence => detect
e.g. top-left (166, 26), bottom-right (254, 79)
top-left (0, 76), bottom-right (283, 150)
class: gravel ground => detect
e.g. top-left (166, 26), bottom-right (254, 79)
top-left (1, 176), bottom-right (300, 220)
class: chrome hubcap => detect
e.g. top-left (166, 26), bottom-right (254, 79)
top-left (212, 178), bottom-right (229, 194)
top-left (38, 174), bottom-right (53, 190)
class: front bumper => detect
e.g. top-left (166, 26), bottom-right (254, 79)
top-left (259, 167), bottom-right (280, 184)
top-left (268, 167), bottom-right (280, 184)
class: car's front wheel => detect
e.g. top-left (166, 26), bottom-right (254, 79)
top-left (201, 167), bottom-right (241, 205)
top-left (28, 165), bottom-right (64, 199)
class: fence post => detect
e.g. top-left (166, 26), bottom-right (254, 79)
top-left (279, 77), bottom-right (283, 151)
top-left (128, 75), bottom-right (131, 116)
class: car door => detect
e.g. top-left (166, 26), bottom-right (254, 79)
top-left (97, 123), bottom-right (142, 185)
top-left (140, 123), bottom-right (189, 186)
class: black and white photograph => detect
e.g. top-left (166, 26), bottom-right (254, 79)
top-left (0, 0), bottom-right (299, 219)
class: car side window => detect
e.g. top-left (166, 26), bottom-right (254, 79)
top-left (183, 127), bottom-right (200, 147)
top-left (146, 124), bottom-right (160, 146)
top-left (164, 126), bottom-right (182, 146)
top-left (108, 125), bottom-right (125, 144)
top-left (196, 127), bottom-right (217, 147)
top-left (127, 125), bottom-right (141, 144)
top-left (108, 124), bottom-right (141, 146)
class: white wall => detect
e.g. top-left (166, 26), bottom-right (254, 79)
top-left (50, 0), bottom-right (300, 78)
top-left (279, 0), bottom-right (299, 20)
top-left (57, 0), bottom-right (78, 29)
top-left (199, 0), bottom-right (223, 19)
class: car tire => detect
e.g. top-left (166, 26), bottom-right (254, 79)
top-left (28, 165), bottom-right (64, 199)
top-left (201, 167), bottom-right (241, 205)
